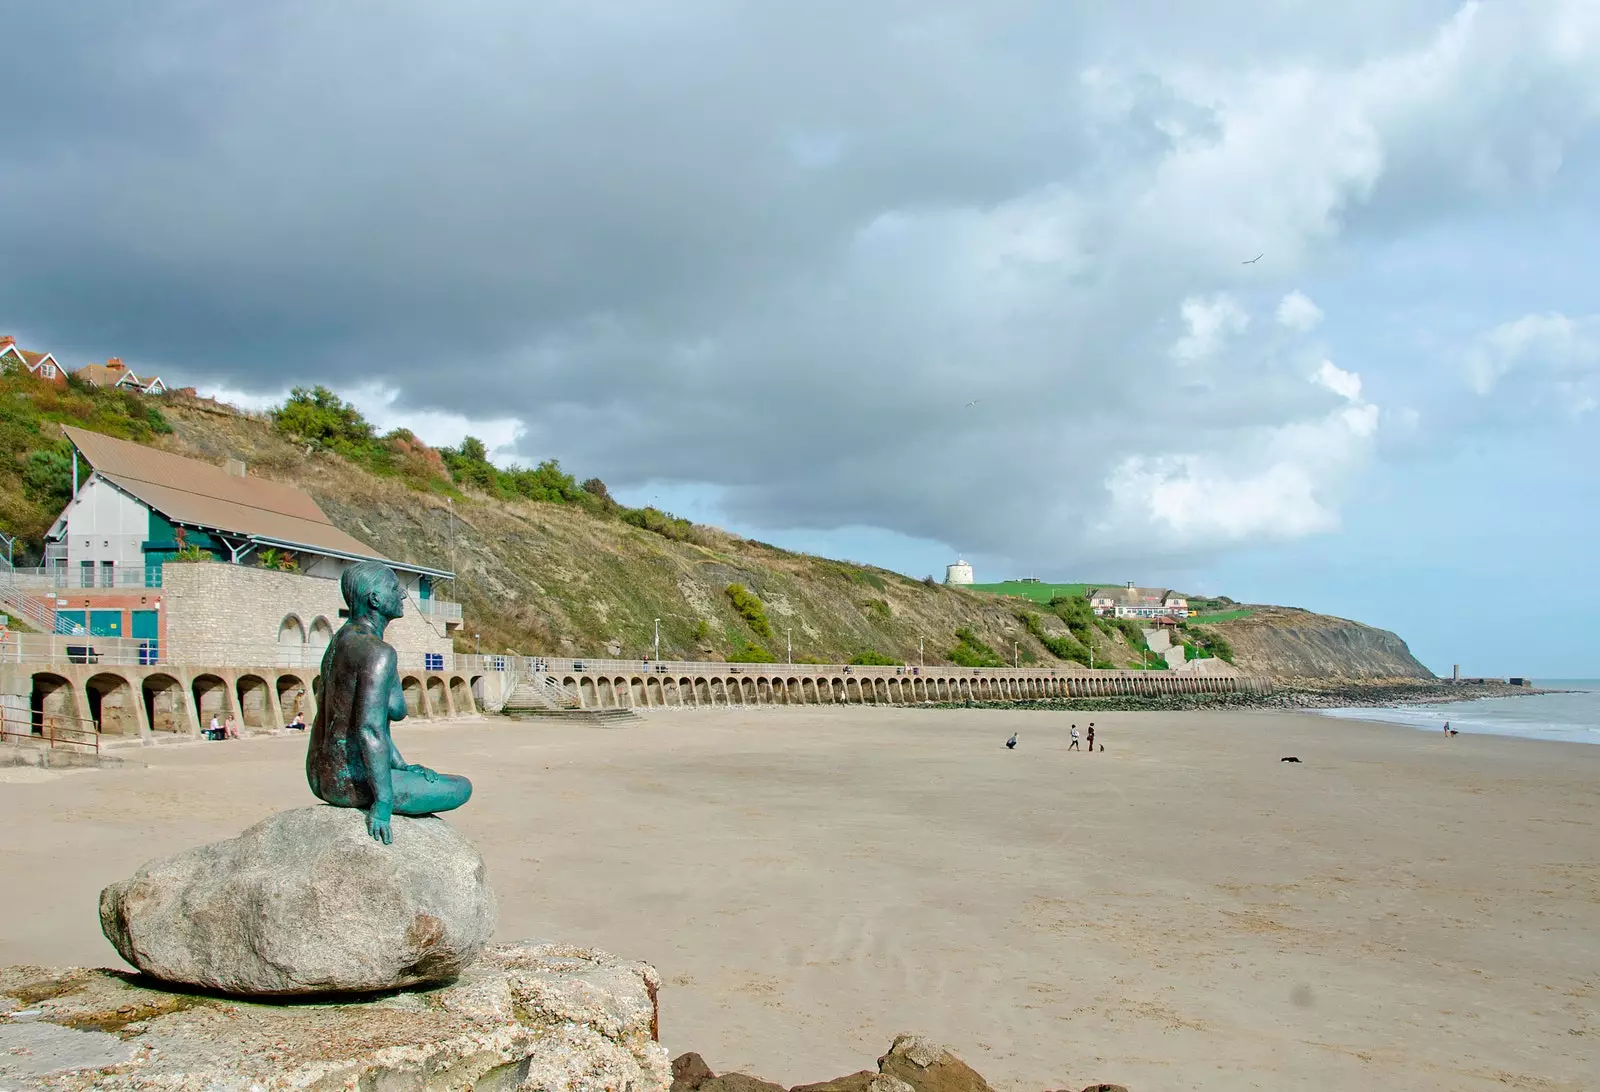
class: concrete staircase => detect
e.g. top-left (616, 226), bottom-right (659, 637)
top-left (506, 707), bottom-right (640, 728)
top-left (501, 674), bottom-right (583, 715)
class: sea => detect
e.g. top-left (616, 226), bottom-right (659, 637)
top-left (1317, 680), bottom-right (1600, 745)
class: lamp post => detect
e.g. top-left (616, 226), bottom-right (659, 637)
top-left (1014, 641), bottom-right (1019, 668)
top-left (918, 635), bottom-right (924, 666)
top-left (787, 628), bottom-right (792, 664)
top-left (654, 618), bottom-right (661, 662)
top-left (474, 633), bottom-right (481, 656)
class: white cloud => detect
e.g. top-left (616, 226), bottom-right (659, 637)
top-left (1171, 294), bottom-right (1249, 362)
top-left (1465, 312), bottom-right (1600, 403)
top-left (1315, 359), bottom-right (1363, 401)
top-left (1098, 360), bottom-right (1378, 548)
top-left (1276, 290), bottom-right (1325, 332)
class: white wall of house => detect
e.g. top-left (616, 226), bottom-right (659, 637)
top-left (59, 476), bottom-right (149, 570)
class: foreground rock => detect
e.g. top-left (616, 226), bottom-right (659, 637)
top-left (0, 941), bottom-right (667, 1091)
top-left (875, 1035), bottom-right (993, 1092)
top-left (671, 1037), bottom-right (1126, 1092)
top-left (99, 806), bottom-right (496, 996)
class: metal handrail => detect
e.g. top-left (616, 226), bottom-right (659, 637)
top-left (0, 707), bottom-right (100, 755)
top-left (0, 632), bottom-right (160, 666)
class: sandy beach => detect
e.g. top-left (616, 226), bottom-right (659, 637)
top-left (2, 707), bottom-right (1596, 1091)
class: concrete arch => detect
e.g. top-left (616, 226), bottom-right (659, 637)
top-left (142, 673), bottom-right (191, 734)
top-left (309, 616), bottom-right (334, 651)
top-left (450, 675), bottom-right (474, 714)
top-left (426, 675), bottom-right (448, 716)
top-left (86, 671), bottom-right (143, 737)
top-left (29, 672), bottom-right (80, 735)
top-left (277, 674), bottom-right (311, 726)
top-left (192, 673), bottom-right (233, 727)
top-left (236, 673), bottom-right (277, 730)
top-left (580, 677), bottom-right (598, 707)
top-left (400, 674), bottom-right (426, 717)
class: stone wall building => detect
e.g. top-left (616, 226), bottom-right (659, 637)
top-left (34, 425), bottom-right (457, 666)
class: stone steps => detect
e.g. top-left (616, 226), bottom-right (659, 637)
top-left (506, 707), bottom-right (641, 727)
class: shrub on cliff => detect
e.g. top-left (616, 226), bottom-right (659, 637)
top-left (1019, 611), bottom-right (1090, 667)
top-left (948, 626), bottom-right (1004, 667)
top-left (848, 648), bottom-right (900, 666)
top-left (725, 583), bottom-right (774, 640)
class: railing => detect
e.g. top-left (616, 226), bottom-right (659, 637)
top-left (0, 632), bottom-right (161, 666)
top-left (518, 656), bottom-right (1196, 679)
top-left (4, 564), bottom-right (162, 590)
top-left (0, 706), bottom-right (100, 755)
top-left (0, 581), bottom-right (83, 635)
top-left (413, 599), bottom-right (464, 623)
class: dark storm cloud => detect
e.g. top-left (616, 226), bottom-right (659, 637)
top-left (3, 1), bottom-right (1597, 571)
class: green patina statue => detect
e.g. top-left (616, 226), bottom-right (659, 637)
top-left (307, 560), bottom-right (472, 843)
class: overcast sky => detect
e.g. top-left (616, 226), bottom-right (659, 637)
top-left (4, 2), bottom-right (1597, 675)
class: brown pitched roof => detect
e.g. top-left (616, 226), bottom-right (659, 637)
top-left (73, 362), bottom-right (129, 387)
top-left (60, 426), bottom-right (450, 577)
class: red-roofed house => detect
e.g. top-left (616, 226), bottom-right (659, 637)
top-left (73, 357), bottom-right (167, 395)
top-left (0, 335), bottom-right (68, 386)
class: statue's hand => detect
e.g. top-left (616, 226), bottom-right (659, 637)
top-left (367, 805), bottom-right (393, 845)
top-left (407, 764), bottom-right (440, 783)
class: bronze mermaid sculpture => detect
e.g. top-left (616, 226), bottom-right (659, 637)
top-left (307, 560), bottom-right (472, 843)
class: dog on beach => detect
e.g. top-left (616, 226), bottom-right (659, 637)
top-left (1280, 756), bottom-right (1302, 763)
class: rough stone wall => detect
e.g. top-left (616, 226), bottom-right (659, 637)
top-left (161, 562), bottom-right (453, 667)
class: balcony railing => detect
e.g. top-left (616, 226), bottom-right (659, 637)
top-left (6, 565), bottom-right (162, 590)
top-left (413, 599), bottom-right (463, 623)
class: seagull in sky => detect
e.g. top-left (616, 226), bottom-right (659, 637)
top-left (1242, 253), bottom-right (1263, 265)
top-left (965, 399), bottom-right (982, 408)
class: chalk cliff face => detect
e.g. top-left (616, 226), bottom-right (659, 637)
top-left (1201, 606), bottom-right (1434, 682)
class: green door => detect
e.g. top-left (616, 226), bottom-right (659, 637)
top-left (131, 609), bottom-right (160, 663)
top-left (89, 610), bottom-right (122, 637)
top-left (56, 609), bottom-right (86, 635)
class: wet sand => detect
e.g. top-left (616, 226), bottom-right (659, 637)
top-left (2, 708), bottom-right (1596, 1091)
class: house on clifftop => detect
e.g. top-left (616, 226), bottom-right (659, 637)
top-left (1087, 582), bottom-right (1190, 621)
top-left (0, 335), bottom-right (67, 386)
top-left (33, 425), bottom-right (458, 667)
top-left (72, 356), bottom-right (167, 395)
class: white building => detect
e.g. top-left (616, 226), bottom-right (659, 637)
top-left (1086, 582), bottom-right (1189, 620)
top-left (32, 426), bottom-right (459, 664)
top-left (945, 558), bottom-right (975, 585)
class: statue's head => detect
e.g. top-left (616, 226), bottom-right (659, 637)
top-left (341, 561), bottom-right (404, 623)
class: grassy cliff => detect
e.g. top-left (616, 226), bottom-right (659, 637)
top-left (0, 372), bottom-right (1433, 678)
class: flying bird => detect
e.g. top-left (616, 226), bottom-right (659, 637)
top-left (965, 399), bottom-right (982, 408)
top-left (1242, 253), bottom-right (1263, 265)
top-left (1005, 732), bottom-right (1017, 750)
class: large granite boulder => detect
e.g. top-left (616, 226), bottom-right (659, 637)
top-left (99, 806), bottom-right (496, 996)
top-left (0, 941), bottom-right (668, 1091)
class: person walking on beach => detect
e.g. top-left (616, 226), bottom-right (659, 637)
top-left (1086, 724), bottom-right (1095, 752)
top-left (1069, 725), bottom-right (1081, 751)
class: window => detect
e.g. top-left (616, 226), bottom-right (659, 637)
top-left (101, 560), bottom-right (115, 588)
top-left (41, 364), bottom-right (56, 378)
top-left (80, 560), bottom-right (94, 587)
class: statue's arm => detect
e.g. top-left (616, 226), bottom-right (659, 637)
top-left (359, 648), bottom-right (400, 843)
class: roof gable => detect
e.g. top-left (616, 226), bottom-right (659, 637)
top-left (59, 425), bottom-right (447, 574)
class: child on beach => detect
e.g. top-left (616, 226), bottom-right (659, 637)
top-left (1069, 725), bottom-right (1080, 751)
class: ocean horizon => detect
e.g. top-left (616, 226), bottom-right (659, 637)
top-left (1318, 679), bottom-right (1600, 744)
